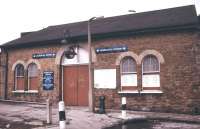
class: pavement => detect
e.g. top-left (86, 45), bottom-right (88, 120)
top-left (0, 101), bottom-right (200, 129)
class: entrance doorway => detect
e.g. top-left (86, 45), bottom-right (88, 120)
top-left (63, 65), bottom-right (89, 106)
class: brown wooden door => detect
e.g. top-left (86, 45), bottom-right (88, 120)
top-left (77, 65), bottom-right (89, 106)
top-left (63, 65), bottom-right (89, 106)
top-left (63, 66), bottom-right (78, 106)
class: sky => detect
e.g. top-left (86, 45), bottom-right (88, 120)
top-left (0, 0), bottom-right (199, 44)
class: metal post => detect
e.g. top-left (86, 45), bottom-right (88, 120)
top-left (61, 66), bottom-right (64, 101)
top-left (46, 98), bottom-right (52, 124)
top-left (88, 16), bottom-right (104, 112)
top-left (59, 101), bottom-right (66, 129)
top-left (121, 97), bottom-right (127, 119)
top-left (88, 21), bottom-right (92, 111)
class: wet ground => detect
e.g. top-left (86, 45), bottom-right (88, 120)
top-left (0, 118), bottom-right (43, 129)
top-left (1, 101), bottom-right (200, 129)
top-left (104, 119), bottom-right (200, 129)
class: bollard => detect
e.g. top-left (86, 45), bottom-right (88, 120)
top-left (59, 101), bottom-right (66, 129)
top-left (99, 96), bottom-right (105, 114)
top-left (46, 99), bottom-right (52, 124)
top-left (122, 124), bottom-right (127, 129)
top-left (121, 97), bottom-right (126, 119)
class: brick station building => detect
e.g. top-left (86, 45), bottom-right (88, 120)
top-left (0, 5), bottom-right (200, 114)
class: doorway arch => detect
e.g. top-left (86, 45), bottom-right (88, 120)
top-left (58, 45), bottom-right (89, 106)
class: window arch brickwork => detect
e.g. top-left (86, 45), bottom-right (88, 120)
top-left (25, 59), bottom-right (41, 70)
top-left (139, 50), bottom-right (165, 64)
top-left (116, 52), bottom-right (139, 65)
top-left (12, 60), bottom-right (26, 71)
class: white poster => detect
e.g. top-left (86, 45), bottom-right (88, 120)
top-left (121, 74), bottom-right (137, 86)
top-left (142, 74), bottom-right (160, 87)
top-left (94, 69), bottom-right (116, 89)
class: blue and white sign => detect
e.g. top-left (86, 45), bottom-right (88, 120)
top-left (43, 71), bottom-right (54, 90)
top-left (32, 53), bottom-right (56, 59)
top-left (96, 46), bottom-right (128, 54)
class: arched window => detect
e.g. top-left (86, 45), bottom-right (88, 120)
top-left (15, 64), bottom-right (25, 91)
top-left (28, 63), bottom-right (39, 91)
top-left (120, 57), bottom-right (137, 90)
top-left (142, 55), bottom-right (160, 88)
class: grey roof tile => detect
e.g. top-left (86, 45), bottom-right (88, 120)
top-left (3, 5), bottom-right (198, 47)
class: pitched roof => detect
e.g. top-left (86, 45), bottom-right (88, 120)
top-left (3, 5), bottom-right (199, 48)
top-left (198, 15), bottom-right (200, 22)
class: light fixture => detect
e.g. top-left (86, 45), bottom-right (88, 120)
top-left (61, 29), bottom-right (71, 44)
top-left (64, 45), bottom-right (77, 59)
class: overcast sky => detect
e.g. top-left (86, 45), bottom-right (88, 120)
top-left (0, 0), bottom-right (199, 44)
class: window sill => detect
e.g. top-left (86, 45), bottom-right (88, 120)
top-left (25, 90), bottom-right (38, 93)
top-left (12, 90), bottom-right (38, 94)
top-left (140, 90), bottom-right (163, 94)
top-left (118, 90), bottom-right (139, 94)
top-left (118, 90), bottom-right (163, 94)
top-left (12, 90), bottom-right (25, 93)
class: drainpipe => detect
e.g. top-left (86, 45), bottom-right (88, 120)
top-left (5, 48), bottom-right (8, 99)
top-left (2, 47), bottom-right (8, 100)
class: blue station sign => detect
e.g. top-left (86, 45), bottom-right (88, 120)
top-left (95, 46), bottom-right (128, 54)
top-left (43, 71), bottom-right (54, 90)
top-left (32, 53), bottom-right (56, 59)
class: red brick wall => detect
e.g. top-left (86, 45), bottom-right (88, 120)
top-left (4, 30), bottom-right (200, 114)
top-left (7, 44), bottom-right (61, 103)
top-left (93, 30), bottom-right (200, 114)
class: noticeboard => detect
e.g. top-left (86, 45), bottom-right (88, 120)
top-left (94, 69), bottom-right (116, 89)
top-left (43, 71), bottom-right (54, 90)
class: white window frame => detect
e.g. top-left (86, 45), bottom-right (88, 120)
top-left (142, 55), bottom-right (160, 87)
top-left (14, 64), bottom-right (25, 91)
top-left (27, 63), bottom-right (38, 91)
top-left (120, 57), bottom-right (137, 88)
